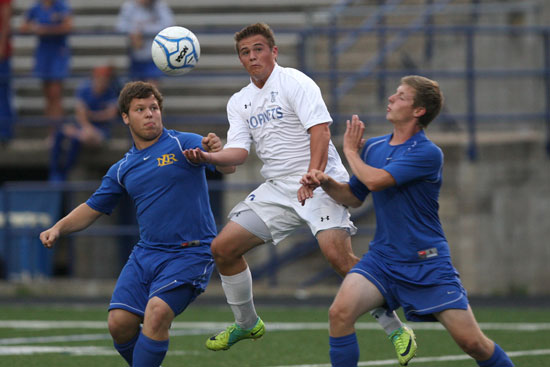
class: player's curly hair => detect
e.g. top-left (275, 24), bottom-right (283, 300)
top-left (401, 75), bottom-right (444, 128)
top-left (118, 81), bottom-right (164, 115)
top-left (234, 23), bottom-right (276, 53)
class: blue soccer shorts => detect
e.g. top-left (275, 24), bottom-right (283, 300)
top-left (34, 45), bottom-right (70, 80)
top-left (350, 252), bottom-right (469, 322)
top-left (109, 244), bottom-right (214, 317)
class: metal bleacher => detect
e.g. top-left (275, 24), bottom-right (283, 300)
top-left (3, 0), bottom-right (550, 286)
top-left (10, 0), bottom-right (334, 130)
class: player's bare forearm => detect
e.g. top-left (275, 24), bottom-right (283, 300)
top-left (216, 165), bottom-right (236, 174)
top-left (307, 123), bottom-right (330, 172)
top-left (40, 203), bottom-right (102, 248)
top-left (298, 169), bottom-right (361, 207)
top-left (183, 147), bottom-right (246, 173)
top-left (209, 148), bottom-right (246, 174)
top-left (320, 176), bottom-right (363, 208)
top-left (345, 150), bottom-right (395, 192)
top-left (206, 147), bottom-right (248, 166)
top-left (343, 116), bottom-right (395, 191)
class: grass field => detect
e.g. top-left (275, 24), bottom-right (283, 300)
top-left (0, 302), bottom-right (549, 366)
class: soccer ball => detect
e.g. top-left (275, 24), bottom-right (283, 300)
top-left (151, 26), bottom-right (201, 75)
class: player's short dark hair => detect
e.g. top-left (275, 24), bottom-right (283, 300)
top-left (118, 81), bottom-right (163, 115)
top-left (234, 23), bottom-right (276, 53)
top-left (401, 75), bottom-right (444, 128)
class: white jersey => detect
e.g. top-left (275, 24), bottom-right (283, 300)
top-left (225, 64), bottom-right (349, 181)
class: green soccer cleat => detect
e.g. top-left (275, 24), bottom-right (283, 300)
top-left (206, 317), bottom-right (265, 351)
top-left (389, 325), bottom-right (417, 366)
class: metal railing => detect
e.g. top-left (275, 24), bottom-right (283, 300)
top-left (298, 24), bottom-right (550, 159)
top-left (10, 22), bottom-right (550, 159)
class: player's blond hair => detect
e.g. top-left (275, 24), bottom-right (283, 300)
top-left (234, 23), bottom-right (276, 53)
top-left (401, 75), bottom-right (444, 128)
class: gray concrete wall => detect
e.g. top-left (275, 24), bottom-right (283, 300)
top-left (436, 131), bottom-right (550, 296)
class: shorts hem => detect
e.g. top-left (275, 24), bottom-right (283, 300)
top-left (108, 302), bottom-right (145, 317)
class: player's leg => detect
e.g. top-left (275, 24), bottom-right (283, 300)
top-left (108, 249), bottom-right (150, 365)
top-left (435, 306), bottom-right (514, 366)
top-left (316, 229), bottom-right (415, 365)
top-left (316, 228), bottom-right (358, 276)
top-left (211, 219), bottom-right (265, 276)
top-left (131, 295), bottom-right (176, 367)
top-left (329, 272), bottom-right (386, 367)
top-left (207, 216), bottom-right (268, 351)
top-left (43, 80), bottom-right (64, 121)
top-left (108, 308), bottom-right (142, 366)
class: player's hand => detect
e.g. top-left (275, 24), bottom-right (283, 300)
top-left (202, 133), bottom-right (222, 152)
top-left (183, 147), bottom-right (210, 164)
top-left (297, 184), bottom-right (316, 206)
top-left (39, 228), bottom-right (60, 249)
top-left (298, 169), bottom-right (328, 205)
top-left (343, 115), bottom-right (366, 156)
top-left (300, 169), bottom-right (324, 188)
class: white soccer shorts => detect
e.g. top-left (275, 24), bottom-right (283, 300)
top-left (228, 175), bottom-right (357, 245)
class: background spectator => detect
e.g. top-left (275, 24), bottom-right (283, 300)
top-left (116, 0), bottom-right (174, 84)
top-left (19, 0), bottom-right (73, 130)
top-left (49, 65), bottom-right (120, 181)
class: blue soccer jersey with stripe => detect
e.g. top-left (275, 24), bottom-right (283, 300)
top-left (348, 130), bottom-right (450, 263)
top-left (86, 128), bottom-right (217, 250)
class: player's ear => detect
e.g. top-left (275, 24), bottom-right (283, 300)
top-left (122, 112), bottom-right (130, 126)
top-left (413, 106), bottom-right (426, 118)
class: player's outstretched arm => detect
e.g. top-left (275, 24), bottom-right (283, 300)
top-left (39, 203), bottom-right (103, 249)
top-left (298, 169), bottom-right (363, 208)
top-left (183, 147), bottom-right (248, 171)
top-left (200, 133), bottom-right (237, 173)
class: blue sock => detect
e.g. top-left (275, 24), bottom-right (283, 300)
top-left (329, 333), bottom-right (359, 367)
top-left (477, 343), bottom-right (514, 367)
top-left (132, 331), bottom-right (169, 367)
top-left (113, 330), bottom-right (140, 366)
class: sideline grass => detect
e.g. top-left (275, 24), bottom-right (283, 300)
top-left (0, 303), bottom-right (548, 366)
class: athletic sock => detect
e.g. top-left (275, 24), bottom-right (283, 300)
top-left (132, 331), bottom-right (169, 367)
top-left (329, 333), bottom-right (359, 367)
top-left (113, 329), bottom-right (140, 366)
top-left (370, 307), bottom-right (403, 335)
top-left (476, 343), bottom-right (514, 367)
top-left (220, 266), bottom-right (258, 330)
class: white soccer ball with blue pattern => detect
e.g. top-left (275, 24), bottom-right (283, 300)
top-left (151, 26), bottom-right (200, 75)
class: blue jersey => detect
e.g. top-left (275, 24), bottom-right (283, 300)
top-left (348, 130), bottom-right (449, 263)
top-left (76, 80), bottom-right (118, 115)
top-left (76, 79), bottom-right (119, 132)
top-left (86, 128), bottom-right (217, 250)
top-left (25, 1), bottom-right (71, 48)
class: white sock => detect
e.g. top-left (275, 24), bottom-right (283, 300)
top-left (370, 307), bottom-right (403, 335)
top-left (220, 266), bottom-right (258, 330)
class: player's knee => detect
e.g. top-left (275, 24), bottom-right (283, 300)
top-left (456, 336), bottom-right (489, 359)
top-left (211, 237), bottom-right (238, 263)
top-left (329, 301), bottom-right (353, 327)
top-left (144, 308), bottom-right (172, 335)
top-left (108, 311), bottom-right (140, 343)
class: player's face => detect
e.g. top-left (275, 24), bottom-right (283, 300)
top-left (386, 84), bottom-right (424, 124)
top-left (237, 34), bottom-right (278, 88)
top-left (122, 94), bottom-right (163, 149)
